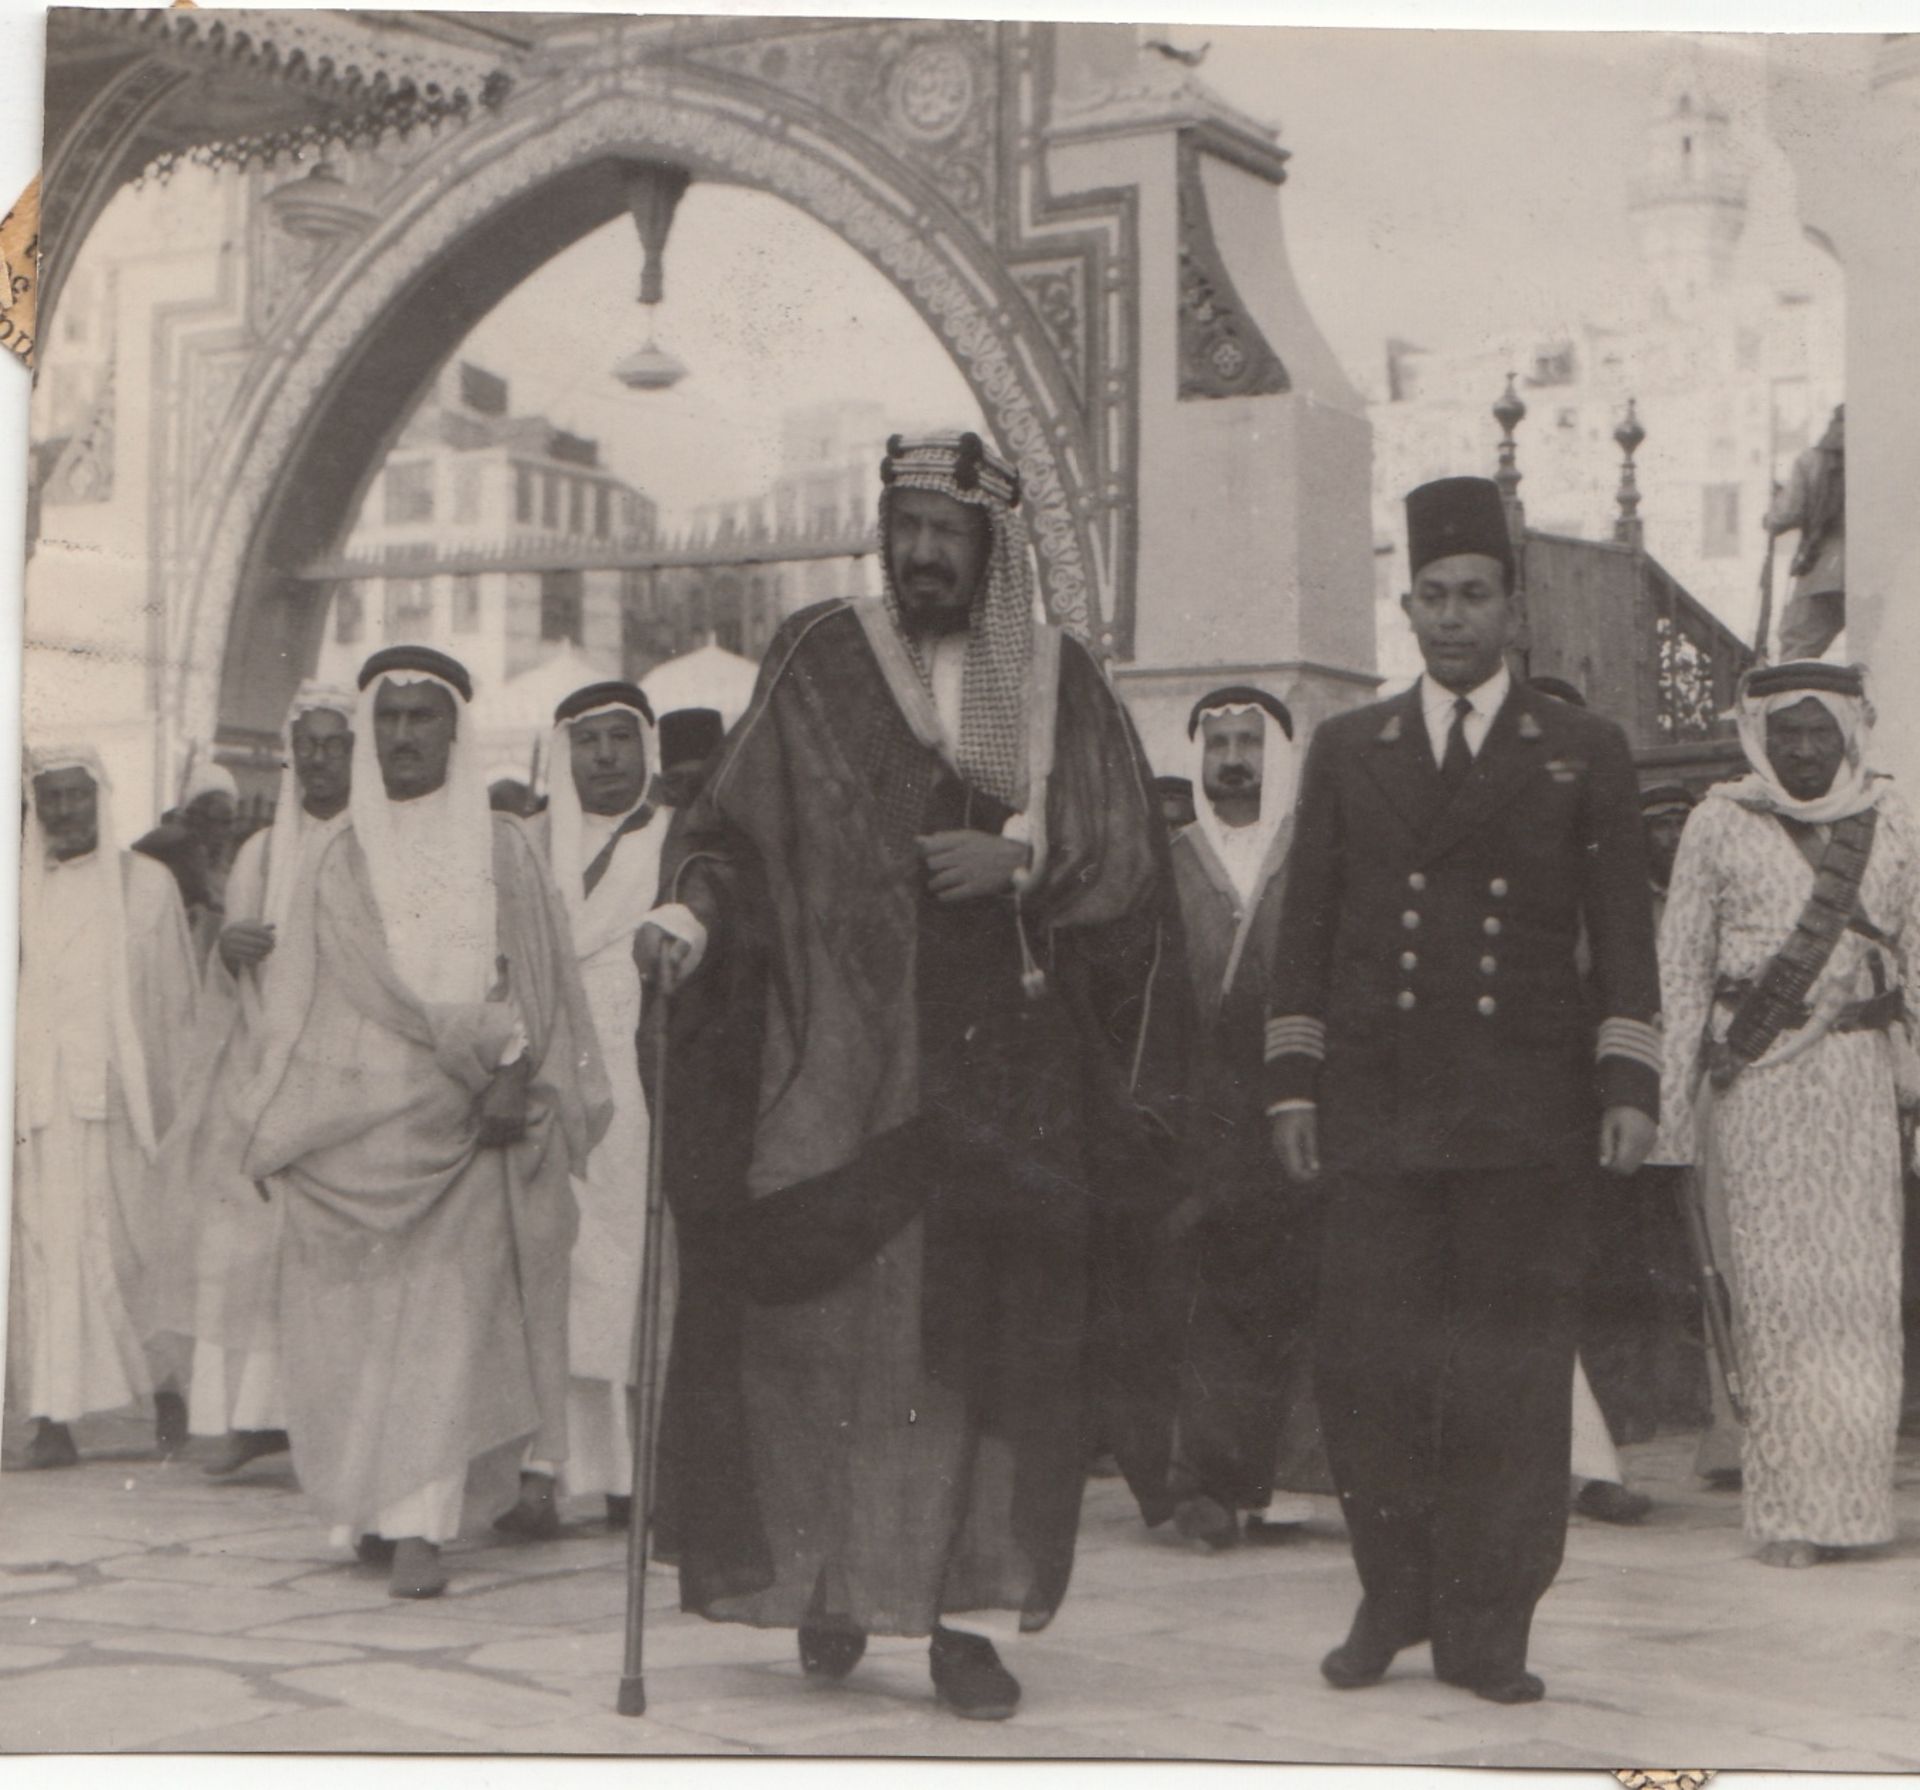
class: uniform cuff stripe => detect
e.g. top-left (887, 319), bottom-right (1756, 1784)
top-left (1265, 1015), bottom-right (1326, 1064)
top-left (1597, 1017), bottom-right (1663, 1073)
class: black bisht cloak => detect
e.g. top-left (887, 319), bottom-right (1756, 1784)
top-left (645, 599), bottom-right (1190, 1634)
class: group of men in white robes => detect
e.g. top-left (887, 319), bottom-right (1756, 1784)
top-left (11, 646), bottom-right (690, 1602)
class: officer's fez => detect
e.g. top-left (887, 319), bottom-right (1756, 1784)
top-left (1405, 476), bottom-right (1516, 591)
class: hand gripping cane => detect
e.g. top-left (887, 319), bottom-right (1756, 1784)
top-left (617, 989), bottom-right (671, 1717)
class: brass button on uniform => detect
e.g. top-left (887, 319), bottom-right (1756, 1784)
top-left (1403, 910), bottom-right (1421, 930)
top-left (1477, 995), bottom-right (1497, 1016)
top-left (1400, 950), bottom-right (1418, 971)
top-left (1397, 989), bottom-right (1417, 1011)
top-left (1480, 954), bottom-right (1497, 975)
top-left (1408, 872), bottom-right (1427, 892)
top-left (1483, 916), bottom-right (1502, 936)
top-left (1489, 876), bottom-right (1509, 898)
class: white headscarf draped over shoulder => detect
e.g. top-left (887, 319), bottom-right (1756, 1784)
top-left (21, 742), bottom-right (158, 1154)
top-left (1187, 686), bottom-right (1297, 905)
top-left (349, 646), bottom-right (496, 1006)
top-left (878, 430), bottom-right (1039, 810)
top-left (259, 680), bottom-right (358, 937)
top-left (1717, 659), bottom-right (1883, 826)
top-left (546, 679), bottom-right (657, 935)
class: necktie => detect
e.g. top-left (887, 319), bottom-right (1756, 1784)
top-left (1440, 695), bottom-right (1473, 795)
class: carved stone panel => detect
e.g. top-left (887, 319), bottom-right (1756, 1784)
top-left (1176, 132), bottom-right (1288, 401)
top-left (685, 21), bottom-right (1000, 241)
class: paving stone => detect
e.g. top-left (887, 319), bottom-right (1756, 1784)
top-left (0, 1661), bottom-right (290, 1752)
top-left (271, 1660), bottom-right (583, 1738)
top-left (181, 1525), bottom-right (342, 1563)
top-left (0, 1643), bottom-right (69, 1672)
top-left (791, 1716), bottom-right (1150, 1759)
top-left (0, 1573), bottom-right (82, 1600)
top-left (267, 1569), bottom-right (408, 1609)
top-left (444, 1568), bottom-right (634, 1627)
top-left (99, 1551), bottom-right (306, 1590)
top-left (80, 1628), bottom-right (368, 1669)
top-left (0, 1521), bottom-right (141, 1570)
top-left (505, 1718), bottom-right (756, 1755)
top-left (0, 1578), bottom-right (340, 1636)
top-left (0, 1417), bottom-right (1913, 1761)
top-left (157, 1705), bottom-right (483, 1754)
top-left (248, 1607), bottom-right (537, 1654)
top-left (469, 1619), bottom-right (791, 1677)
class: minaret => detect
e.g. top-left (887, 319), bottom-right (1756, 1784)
top-left (1628, 61), bottom-right (1750, 312)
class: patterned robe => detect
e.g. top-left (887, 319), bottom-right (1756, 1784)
top-left (1658, 788), bottom-right (1920, 1546)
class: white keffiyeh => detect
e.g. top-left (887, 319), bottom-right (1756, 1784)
top-left (348, 669), bottom-right (496, 1006)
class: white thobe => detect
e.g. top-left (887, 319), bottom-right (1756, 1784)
top-left (10, 851), bottom-right (196, 1423)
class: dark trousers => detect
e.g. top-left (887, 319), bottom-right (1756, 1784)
top-left (1315, 1164), bottom-right (1582, 1687)
top-left (1170, 1194), bottom-right (1317, 1510)
top-left (1582, 1163), bottom-right (1709, 1440)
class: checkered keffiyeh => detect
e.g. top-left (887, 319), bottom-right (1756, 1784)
top-left (879, 431), bottom-right (1035, 810)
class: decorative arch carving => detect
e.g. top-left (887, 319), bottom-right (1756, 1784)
top-left (180, 36), bottom-right (1131, 748)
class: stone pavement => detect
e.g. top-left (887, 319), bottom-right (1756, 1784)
top-left (3, 1411), bottom-right (1920, 1767)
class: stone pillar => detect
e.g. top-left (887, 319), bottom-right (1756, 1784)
top-left (1767, 37), bottom-right (1920, 786)
top-left (1048, 26), bottom-right (1377, 778)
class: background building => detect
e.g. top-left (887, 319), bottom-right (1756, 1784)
top-left (311, 358), bottom-right (657, 695)
top-left (1367, 62), bottom-right (1844, 684)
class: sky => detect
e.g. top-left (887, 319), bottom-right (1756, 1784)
top-left (458, 28), bottom-right (1783, 517)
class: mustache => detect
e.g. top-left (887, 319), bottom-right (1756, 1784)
top-left (1213, 765), bottom-right (1256, 785)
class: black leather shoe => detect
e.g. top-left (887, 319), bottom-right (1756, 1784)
top-left (798, 1624), bottom-right (867, 1681)
top-left (1574, 1480), bottom-right (1653, 1525)
top-left (493, 1471), bottom-right (561, 1540)
top-left (153, 1391), bottom-right (189, 1454)
top-left (1174, 1494), bottom-right (1240, 1551)
top-left (1320, 1639), bottom-right (1393, 1690)
top-left (605, 1494), bottom-right (632, 1530)
top-left (1444, 1670), bottom-right (1546, 1705)
top-left (20, 1421), bottom-right (78, 1471)
top-left (353, 1534), bottom-right (397, 1567)
top-left (930, 1626), bottom-right (1020, 1720)
top-left (203, 1429), bottom-right (291, 1478)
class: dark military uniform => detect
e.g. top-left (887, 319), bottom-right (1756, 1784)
top-left (1265, 677), bottom-right (1660, 1690)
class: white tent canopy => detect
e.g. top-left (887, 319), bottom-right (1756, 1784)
top-left (472, 643), bottom-right (617, 788)
top-left (640, 641), bottom-right (760, 732)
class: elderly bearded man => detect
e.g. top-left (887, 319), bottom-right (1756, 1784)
top-left (234, 646), bottom-right (608, 1597)
top-left (10, 747), bottom-right (198, 1469)
top-left (1267, 476), bottom-right (1661, 1705)
top-left (1163, 686), bottom-right (1329, 1550)
top-left (640, 431), bottom-right (1187, 1721)
top-left (157, 684), bottom-right (357, 1479)
top-left (494, 679), bottom-right (701, 1539)
top-left (1658, 661), bottom-right (1920, 1569)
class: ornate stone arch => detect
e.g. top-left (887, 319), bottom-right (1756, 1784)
top-left (181, 50), bottom-right (1113, 747)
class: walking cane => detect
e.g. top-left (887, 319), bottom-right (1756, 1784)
top-left (617, 989), bottom-right (671, 1717)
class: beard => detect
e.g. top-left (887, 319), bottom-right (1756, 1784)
top-left (896, 578), bottom-right (976, 637)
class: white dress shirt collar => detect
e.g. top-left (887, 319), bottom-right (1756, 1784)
top-left (1419, 661), bottom-right (1512, 765)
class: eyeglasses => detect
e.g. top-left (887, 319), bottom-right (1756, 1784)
top-left (293, 737), bottom-right (353, 764)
